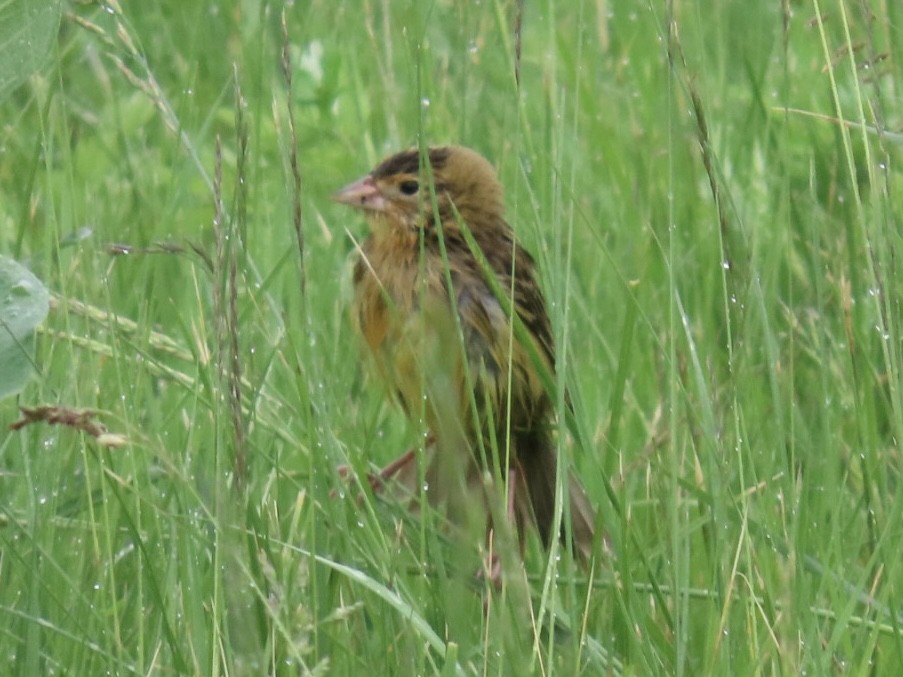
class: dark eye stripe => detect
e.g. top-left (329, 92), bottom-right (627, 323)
top-left (373, 147), bottom-right (451, 178)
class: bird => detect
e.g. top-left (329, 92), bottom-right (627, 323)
top-left (332, 145), bottom-right (596, 573)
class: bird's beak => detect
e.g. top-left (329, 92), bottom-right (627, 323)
top-left (332, 175), bottom-right (387, 212)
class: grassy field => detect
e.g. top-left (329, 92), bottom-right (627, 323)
top-left (2, 0), bottom-right (902, 674)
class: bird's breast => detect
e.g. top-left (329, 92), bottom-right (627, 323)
top-left (352, 235), bottom-right (420, 351)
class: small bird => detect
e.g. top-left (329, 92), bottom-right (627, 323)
top-left (333, 145), bottom-right (596, 571)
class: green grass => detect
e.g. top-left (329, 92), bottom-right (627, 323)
top-left (2, 0), bottom-right (902, 673)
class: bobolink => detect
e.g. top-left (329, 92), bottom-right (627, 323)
top-left (333, 145), bottom-right (595, 570)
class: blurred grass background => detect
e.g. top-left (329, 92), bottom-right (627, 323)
top-left (1, 0), bottom-right (902, 673)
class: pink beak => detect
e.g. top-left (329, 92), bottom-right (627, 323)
top-left (332, 175), bottom-right (387, 212)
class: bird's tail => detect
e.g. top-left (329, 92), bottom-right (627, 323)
top-left (517, 431), bottom-right (597, 562)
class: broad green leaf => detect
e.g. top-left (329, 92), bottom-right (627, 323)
top-left (0, 0), bottom-right (61, 102)
top-left (0, 255), bottom-right (49, 399)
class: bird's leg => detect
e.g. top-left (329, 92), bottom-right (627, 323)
top-left (334, 435), bottom-right (434, 498)
top-left (334, 449), bottom-right (416, 496)
top-left (479, 469), bottom-right (520, 586)
top-left (483, 530), bottom-right (501, 585)
top-left (368, 448), bottom-right (417, 491)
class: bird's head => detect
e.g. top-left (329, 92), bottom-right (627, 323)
top-left (333, 145), bottom-right (504, 233)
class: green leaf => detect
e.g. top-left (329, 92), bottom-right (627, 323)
top-left (0, 255), bottom-right (49, 399)
top-left (0, 0), bottom-right (61, 102)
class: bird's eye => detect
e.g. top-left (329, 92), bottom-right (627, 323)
top-left (398, 180), bottom-right (419, 196)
